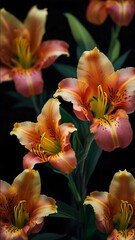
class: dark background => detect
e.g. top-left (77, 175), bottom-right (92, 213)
top-left (0, 0), bottom-right (135, 238)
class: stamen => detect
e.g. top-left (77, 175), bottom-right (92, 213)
top-left (114, 200), bottom-right (133, 231)
top-left (91, 85), bottom-right (108, 118)
top-left (12, 200), bottom-right (29, 229)
top-left (31, 133), bottom-right (61, 159)
top-left (11, 37), bottom-right (36, 69)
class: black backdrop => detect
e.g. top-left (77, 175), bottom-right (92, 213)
top-left (0, 0), bottom-right (135, 237)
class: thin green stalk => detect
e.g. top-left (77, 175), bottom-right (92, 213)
top-left (107, 25), bottom-right (121, 61)
top-left (31, 96), bottom-right (40, 114)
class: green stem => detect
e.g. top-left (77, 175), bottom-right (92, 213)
top-left (67, 173), bottom-right (82, 203)
top-left (31, 96), bottom-right (40, 114)
top-left (107, 25), bottom-right (121, 61)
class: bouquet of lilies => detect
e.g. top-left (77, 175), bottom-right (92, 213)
top-left (0, 1), bottom-right (135, 240)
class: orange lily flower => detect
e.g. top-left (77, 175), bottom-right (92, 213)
top-left (54, 47), bottom-right (135, 151)
top-left (84, 170), bottom-right (135, 240)
top-left (0, 6), bottom-right (69, 97)
top-left (86, 0), bottom-right (135, 26)
top-left (0, 169), bottom-right (57, 240)
top-left (10, 98), bottom-right (77, 173)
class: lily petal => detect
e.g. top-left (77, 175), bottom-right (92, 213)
top-left (90, 109), bottom-right (133, 151)
top-left (107, 228), bottom-right (135, 240)
top-left (86, 0), bottom-right (108, 25)
top-left (24, 6), bottom-right (48, 52)
top-left (106, 0), bottom-right (135, 26)
top-left (0, 66), bottom-right (13, 82)
top-left (12, 69), bottom-right (44, 97)
top-left (37, 40), bottom-right (69, 69)
top-left (84, 191), bottom-right (113, 233)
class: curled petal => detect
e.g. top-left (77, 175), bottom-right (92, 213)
top-left (24, 6), bottom-right (48, 52)
top-left (54, 78), bottom-right (93, 121)
top-left (37, 40), bottom-right (69, 69)
top-left (49, 148), bottom-right (77, 174)
top-left (114, 68), bottom-right (135, 114)
top-left (86, 0), bottom-right (108, 25)
top-left (0, 67), bottom-right (13, 82)
top-left (23, 152), bottom-right (42, 169)
top-left (90, 109), bottom-right (133, 151)
top-left (84, 191), bottom-right (113, 233)
top-left (10, 122), bottom-right (40, 150)
top-left (107, 0), bottom-right (135, 26)
top-left (12, 69), bottom-right (44, 97)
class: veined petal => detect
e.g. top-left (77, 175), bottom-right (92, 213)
top-left (49, 148), bottom-right (77, 174)
top-left (37, 40), bottom-right (69, 69)
top-left (113, 68), bottom-right (135, 114)
top-left (0, 8), bottom-right (26, 52)
top-left (24, 6), bottom-right (48, 52)
top-left (107, 0), bottom-right (135, 26)
top-left (0, 224), bottom-right (27, 240)
top-left (12, 68), bottom-right (44, 97)
top-left (12, 169), bottom-right (41, 206)
top-left (109, 170), bottom-right (135, 210)
top-left (86, 0), bottom-right (108, 25)
top-left (77, 48), bottom-right (115, 94)
top-left (59, 122), bottom-right (77, 151)
top-left (10, 121), bottom-right (40, 149)
top-left (0, 66), bottom-right (13, 82)
top-left (31, 194), bottom-right (57, 219)
top-left (54, 78), bottom-right (93, 121)
top-left (37, 98), bottom-right (61, 134)
top-left (90, 109), bottom-right (133, 151)
top-left (23, 152), bottom-right (42, 169)
top-left (84, 191), bottom-right (113, 233)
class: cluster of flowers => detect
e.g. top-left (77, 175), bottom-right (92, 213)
top-left (0, 1), bottom-right (135, 240)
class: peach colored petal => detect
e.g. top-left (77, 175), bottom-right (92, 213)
top-left (107, 0), bottom-right (135, 26)
top-left (114, 68), bottom-right (135, 113)
top-left (77, 48), bottom-right (115, 94)
top-left (109, 170), bottom-right (135, 209)
top-left (84, 191), bottom-right (113, 233)
top-left (0, 8), bottom-right (26, 53)
top-left (86, 0), bottom-right (108, 25)
top-left (0, 67), bottom-right (13, 82)
top-left (54, 78), bottom-right (93, 121)
top-left (37, 98), bottom-right (61, 134)
top-left (31, 194), bottom-right (57, 218)
top-left (12, 169), bottom-right (41, 206)
top-left (10, 121), bottom-right (40, 150)
top-left (23, 152), bottom-right (42, 169)
top-left (37, 40), bottom-right (69, 69)
top-left (49, 148), bottom-right (77, 174)
top-left (24, 6), bottom-right (48, 52)
top-left (90, 109), bottom-right (133, 151)
top-left (12, 69), bottom-right (44, 97)
top-left (59, 122), bottom-right (77, 151)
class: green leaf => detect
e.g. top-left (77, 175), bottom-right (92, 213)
top-left (31, 233), bottom-right (66, 240)
top-left (53, 63), bottom-right (77, 78)
top-left (84, 140), bottom-right (102, 186)
top-left (51, 200), bottom-right (80, 222)
top-left (64, 13), bottom-right (97, 58)
top-left (111, 39), bottom-right (120, 62)
top-left (113, 50), bottom-right (131, 70)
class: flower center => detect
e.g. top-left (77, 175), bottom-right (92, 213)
top-left (113, 200), bottom-right (133, 231)
top-left (31, 133), bottom-right (61, 160)
top-left (11, 37), bottom-right (36, 69)
top-left (91, 85), bottom-right (108, 118)
top-left (12, 200), bottom-right (29, 229)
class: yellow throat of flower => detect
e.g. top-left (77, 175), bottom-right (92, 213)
top-left (91, 85), bottom-right (108, 118)
top-left (11, 37), bottom-right (36, 69)
top-left (113, 200), bottom-right (133, 231)
top-left (31, 133), bottom-right (61, 160)
top-left (12, 200), bottom-right (29, 229)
